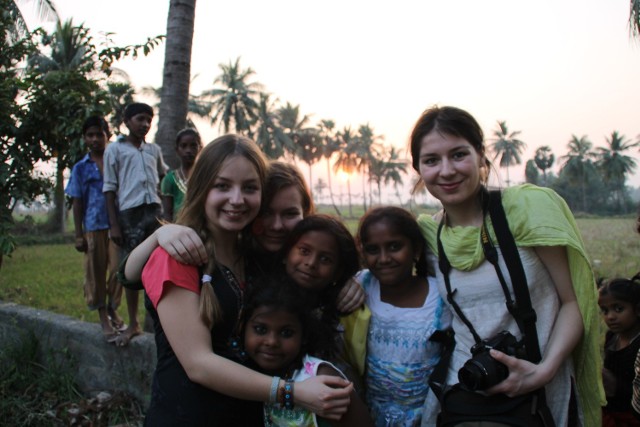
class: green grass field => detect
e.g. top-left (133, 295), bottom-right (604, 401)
top-left (0, 215), bottom-right (638, 326)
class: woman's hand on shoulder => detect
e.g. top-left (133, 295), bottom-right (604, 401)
top-left (157, 224), bottom-right (207, 265)
top-left (337, 278), bottom-right (365, 314)
top-left (295, 375), bottom-right (353, 420)
top-left (485, 349), bottom-right (553, 397)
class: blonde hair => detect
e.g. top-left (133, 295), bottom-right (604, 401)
top-left (176, 134), bottom-right (268, 329)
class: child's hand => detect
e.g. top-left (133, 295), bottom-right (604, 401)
top-left (295, 375), bottom-right (353, 420)
top-left (74, 236), bottom-right (87, 253)
top-left (336, 278), bottom-right (365, 314)
top-left (157, 224), bottom-right (207, 265)
top-left (109, 225), bottom-right (123, 247)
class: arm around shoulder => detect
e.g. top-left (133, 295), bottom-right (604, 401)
top-left (316, 364), bottom-right (373, 427)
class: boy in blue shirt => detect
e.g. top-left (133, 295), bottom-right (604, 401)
top-left (103, 102), bottom-right (166, 346)
top-left (66, 116), bottom-right (124, 342)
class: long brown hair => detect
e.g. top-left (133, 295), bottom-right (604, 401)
top-left (177, 134), bottom-right (268, 328)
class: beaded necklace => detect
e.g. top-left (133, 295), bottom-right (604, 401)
top-left (203, 264), bottom-right (248, 361)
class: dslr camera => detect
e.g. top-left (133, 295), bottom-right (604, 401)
top-left (457, 330), bottom-right (526, 391)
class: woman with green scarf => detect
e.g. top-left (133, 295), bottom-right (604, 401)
top-left (411, 106), bottom-right (604, 427)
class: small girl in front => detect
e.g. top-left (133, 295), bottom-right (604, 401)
top-left (355, 206), bottom-right (452, 427)
top-left (127, 135), bottom-right (352, 426)
top-left (242, 278), bottom-right (374, 427)
top-left (599, 273), bottom-right (640, 427)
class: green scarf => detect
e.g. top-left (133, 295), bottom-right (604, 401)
top-left (418, 184), bottom-right (605, 427)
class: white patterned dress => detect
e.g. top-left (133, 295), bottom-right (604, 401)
top-left (359, 270), bottom-right (452, 427)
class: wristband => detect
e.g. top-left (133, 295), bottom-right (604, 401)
top-left (283, 379), bottom-right (294, 410)
top-left (269, 376), bottom-right (280, 404)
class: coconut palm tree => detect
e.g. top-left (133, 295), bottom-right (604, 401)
top-left (296, 128), bottom-right (322, 195)
top-left (560, 135), bottom-right (596, 212)
top-left (596, 131), bottom-right (639, 211)
top-left (201, 57), bottom-right (262, 136)
top-left (631, 0), bottom-right (640, 38)
top-left (333, 127), bottom-right (359, 218)
top-left (317, 119), bottom-right (342, 216)
top-left (490, 121), bottom-right (526, 186)
top-left (368, 146), bottom-right (408, 205)
top-left (278, 102), bottom-right (311, 160)
top-left (154, 0), bottom-right (196, 169)
top-left (8, 0), bottom-right (58, 40)
top-left (26, 18), bottom-right (105, 233)
top-left (253, 93), bottom-right (291, 159)
top-left (533, 146), bottom-right (555, 186)
top-left (355, 123), bottom-right (383, 210)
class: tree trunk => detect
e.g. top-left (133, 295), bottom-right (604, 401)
top-left (154, 0), bottom-right (197, 170)
top-left (48, 153), bottom-right (65, 233)
top-left (326, 159), bottom-right (341, 217)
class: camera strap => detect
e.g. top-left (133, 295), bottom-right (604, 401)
top-left (435, 189), bottom-right (541, 362)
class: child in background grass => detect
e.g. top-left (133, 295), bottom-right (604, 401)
top-left (242, 277), bottom-right (374, 427)
top-left (355, 206), bottom-right (451, 427)
top-left (599, 273), bottom-right (640, 427)
top-left (161, 128), bottom-right (202, 222)
top-left (65, 116), bottom-right (124, 342)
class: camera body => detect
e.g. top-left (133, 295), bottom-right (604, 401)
top-left (457, 330), bottom-right (526, 391)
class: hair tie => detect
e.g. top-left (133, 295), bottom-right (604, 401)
top-left (202, 274), bottom-right (213, 284)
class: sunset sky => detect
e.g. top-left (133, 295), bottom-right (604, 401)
top-left (30, 0), bottom-right (640, 193)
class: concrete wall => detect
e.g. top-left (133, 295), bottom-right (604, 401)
top-left (0, 302), bottom-right (156, 406)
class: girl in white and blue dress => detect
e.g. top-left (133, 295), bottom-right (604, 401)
top-left (355, 206), bottom-right (452, 427)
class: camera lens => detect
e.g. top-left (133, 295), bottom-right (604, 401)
top-left (458, 353), bottom-right (508, 391)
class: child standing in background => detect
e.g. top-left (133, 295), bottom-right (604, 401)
top-left (242, 278), bottom-right (374, 427)
top-left (355, 206), bottom-right (451, 427)
top-left (161, 128), bottom-right (202, 222)
top-left (599, 273), bottom-right (640, 427)
top-left (65, 116), bottom-right (124, 342)
top-left (103, 102), bottom-right (166, 346)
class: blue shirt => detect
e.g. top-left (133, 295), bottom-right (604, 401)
top-left (65, 154), bottom-right (110, 232)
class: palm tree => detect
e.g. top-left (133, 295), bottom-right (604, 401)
top-left (333, 127), bottom-right (359, 218)
top-left (154, 0), bottom-right (196, 169)
top-left (368, 146), bottom-right (408, 205)
top-left (596, 131), bottom-right (639, 211)
top-left (317, 119), bottom-right (342, 216)
top-left (278, 102), bottom-right (311, 160)
top-left (26, 18), bottom-right (107, 233)
top-left (253, 93), bottom-right (291, 159)
top-left (355, 123), bottom-right (383, 210)
top-left (489, 121), bottom-right (526, 186)
top-left (631, 0), bottom-right (640, 39)
top-left (296, 128), bottom-right (322, 195)
top-left (533, 146), bottom-right (555, 186)
top-left (525, 159), bottom-right (539, 185)
top-left (8, 0), bottom-right (58, 40)
top-left (560, 135), bottom-right (596, 212)
top-left (201, 57), bottom-right (262, 136)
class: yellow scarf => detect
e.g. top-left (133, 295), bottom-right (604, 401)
top-left (417, 184), bottom-right (605, 427)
